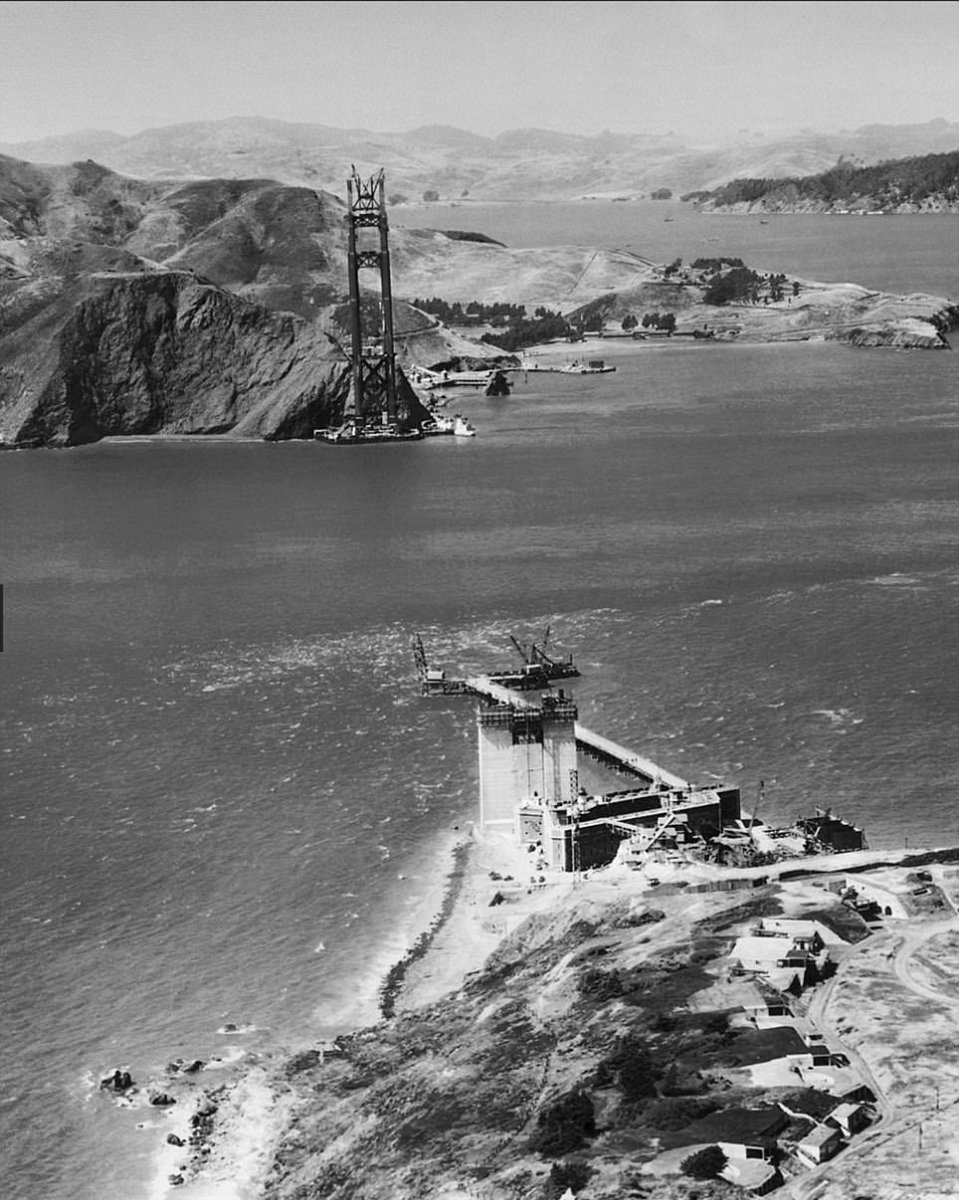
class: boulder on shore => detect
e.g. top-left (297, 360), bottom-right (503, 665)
top-left (99, 1069), bottom-right (134, 1093)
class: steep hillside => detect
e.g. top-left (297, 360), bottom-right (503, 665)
top-left (0, 261), bottom-right (349, 447)
top-left (3, 154), bottom-right (956, 447)
top-left (0, 158), bottom-right (444, 446)
top-left (0, 154), bottom-right (679, 449)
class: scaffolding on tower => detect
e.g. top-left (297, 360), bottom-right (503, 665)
top-left (345, 167), bottom-right (409, 433)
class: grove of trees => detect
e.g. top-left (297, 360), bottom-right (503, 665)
top-left (690, 149), bottom-right (959, 210)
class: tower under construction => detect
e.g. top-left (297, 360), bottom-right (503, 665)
top-left (345, 167), bottom-right (405, 433)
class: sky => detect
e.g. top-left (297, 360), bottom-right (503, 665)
top-left (1, 0), bottom-right (958, 144)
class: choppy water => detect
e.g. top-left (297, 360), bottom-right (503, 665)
top-left (2, 217), bottom-right (959, 1198)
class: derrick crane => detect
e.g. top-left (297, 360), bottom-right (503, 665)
top-left (509, 626), bottom-right (580, 681)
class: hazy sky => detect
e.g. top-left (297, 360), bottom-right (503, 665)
top-left (1, 0), bottom-right (958, 144)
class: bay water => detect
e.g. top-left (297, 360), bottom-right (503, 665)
top-left (2, 208), bottom-right (959, 1198)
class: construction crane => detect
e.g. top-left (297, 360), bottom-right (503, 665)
top-left (509, 627), bottom-right (579, 681)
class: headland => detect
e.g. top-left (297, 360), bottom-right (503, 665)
top-left (2, 156), bottom-right (957, 448)
top-left (146, 831), bottom-right (959, 1200)
top-left (124, 641), bottom-right (959, 1200)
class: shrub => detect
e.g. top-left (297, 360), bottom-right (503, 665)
top-left (579, 967), bottom-right (624, 999)
top-left (619, 1053), bottom-right (658, 1102)
top-left (529, 1090), bottom-right (597, 1156)
top-left (600, 1033), bottom-right (659, 1101)
top-left (680, 1144), bottom-right (728, 1179)
top-left (545, 1160), bottom-right (592, 1197)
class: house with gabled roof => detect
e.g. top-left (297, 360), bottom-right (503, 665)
top-left (797, 1121), bottom-right (842, 1164)
top-left (827, 1101), bottom-right (868, 1137)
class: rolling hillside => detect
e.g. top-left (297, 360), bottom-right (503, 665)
top-left (4, 117), bottom-right (959, 202)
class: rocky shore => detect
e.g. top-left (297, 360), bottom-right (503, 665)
top-left (148, 833), bottom-right (959, 1200)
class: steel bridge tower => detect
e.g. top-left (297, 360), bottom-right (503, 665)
top-left (346, 168), bottom-right (401, 429)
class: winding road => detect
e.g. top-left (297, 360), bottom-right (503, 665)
top-left (785, 904), bottom-right (959, 1197)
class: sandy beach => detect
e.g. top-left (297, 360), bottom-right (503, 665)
top-left (391, 825), bottom-right (578, 1014)
top-left (148, 827), bottom-right (529, 1199)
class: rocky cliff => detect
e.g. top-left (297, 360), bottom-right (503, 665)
top-left (3, 266), bottom-right (356, 447)
top-left (3, 155), bottom-right (956, 447)
top-left (0, 158), bottom-right (466, 446)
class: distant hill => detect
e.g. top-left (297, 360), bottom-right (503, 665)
top-left (3, 116), bottom-right (959, 201)
top-left (686, 148), bottom-right (959, 213)
top-left (2, 153), bottom-right (956, 448)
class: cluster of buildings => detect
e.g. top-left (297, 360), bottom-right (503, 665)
top-left (696, 916), bottom-right (876, 1192)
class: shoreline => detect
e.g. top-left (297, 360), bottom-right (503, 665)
top-left (147, 827), bottom-right (507, 1198)
top-left (152, 839), bottom-right (959, 1198)
top-left (378, 836), bottom-right (474, 1018)
top-left (388, 825), bottom-right (579, 1016)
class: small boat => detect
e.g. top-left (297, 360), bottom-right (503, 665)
top-left (410, 365), bottom-right (494, 390)
top-left (562, 359), bottom-right (616, 375)
top-left (453, 415), bottom-right (476, 437)
top-left (442, 371), bottom-right (494, 388)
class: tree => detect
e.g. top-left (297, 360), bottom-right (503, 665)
top-left (529, 1090), bottom-right (596, 1156)
top-left (622, 314), bottom-right (638, 331)
top-left (703, 266), bottom-right (761, 306)
top-left (545, 1161), bottom-right (592, 1198)
top-left (387, 193), bottom-right (408, 206)
top-left (680, 1144), bottom-right (728, 1179)
top-left (422, 189), bottom-right (439, 202)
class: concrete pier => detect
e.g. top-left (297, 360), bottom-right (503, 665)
top-left (465, 674), bottom-right (740, 871)
top-left (465, 675), bottom-right (688, 789)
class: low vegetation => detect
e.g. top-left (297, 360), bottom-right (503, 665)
top-left (256, 880), bottom-right (864, 1198)
top-left (412, 295), bottom-right (601, 350)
